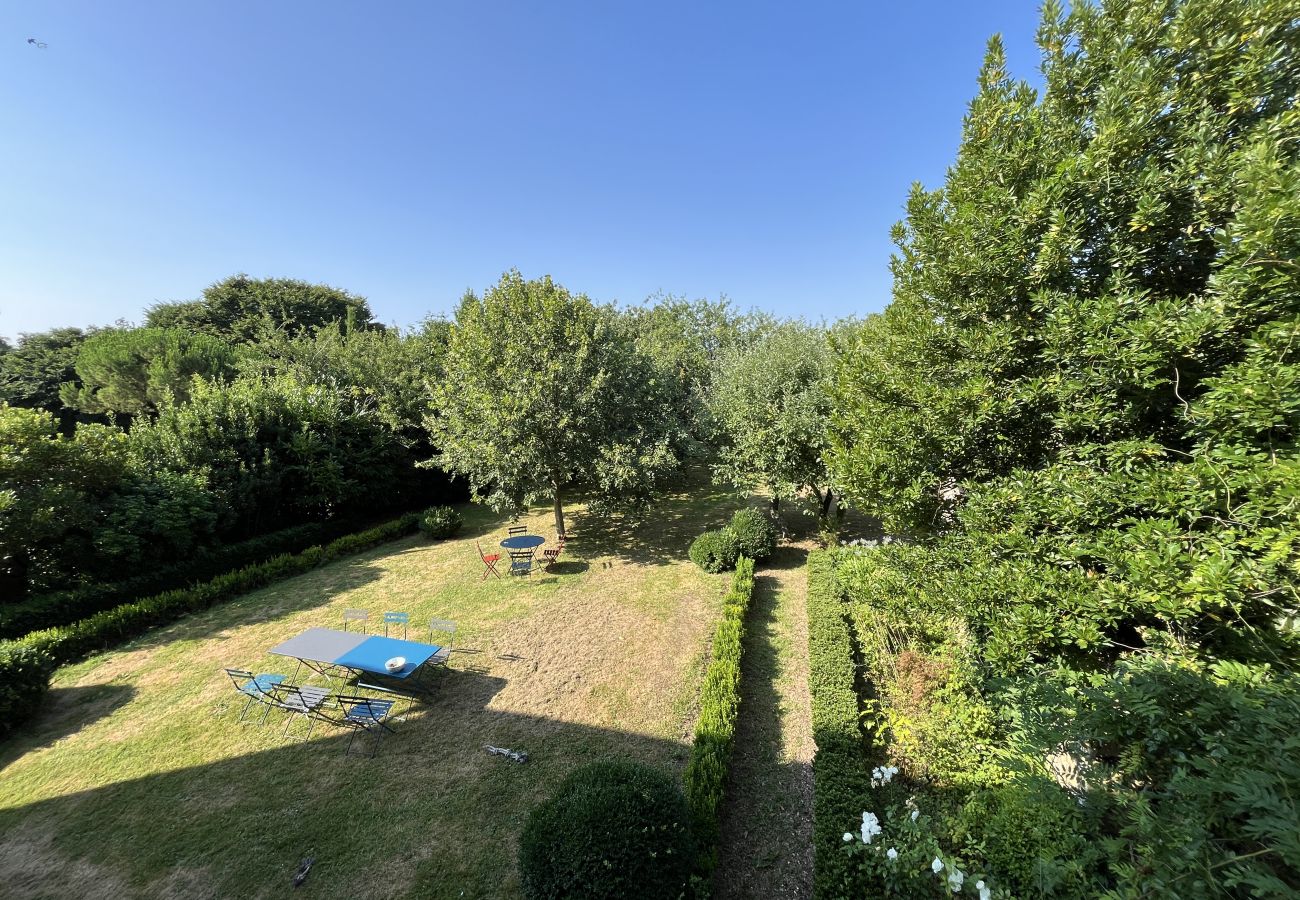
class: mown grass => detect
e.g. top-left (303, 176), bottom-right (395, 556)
top-left (0, 486), bottom-right (750, 899)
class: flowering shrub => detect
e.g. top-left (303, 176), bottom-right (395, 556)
top-left (519, 759), bottom-right (696, 899)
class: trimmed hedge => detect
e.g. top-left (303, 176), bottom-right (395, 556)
top-left (0, 518), bottom-right (380, 640)
top-left (0, 513), bottom-right (419, 739)
top-left (417, 505), bottom-right (463, 540)
top-left (806, 550), bottom-right (872, 899)
top-left (689, 528), bottom-right (741, 573)
top-left (519, 759), bottom-right (696, 899)
top-left (728, 507), bottom-right (777, 561)
top-left (683, 555), bottom-right (756, 873)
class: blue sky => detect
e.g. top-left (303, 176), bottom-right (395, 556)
top-left (0, 2), bottom-right (1043, 339)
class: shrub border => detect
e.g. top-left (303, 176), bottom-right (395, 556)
top-left (0, 513), bottom-right (420, 738)
top-left (807, 549), bottom-right (872, 898)
top-left (683, 554), bottom-right (756, 874)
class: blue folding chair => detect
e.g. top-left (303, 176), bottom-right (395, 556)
top-left (223, 668), bottom-right (285, 724)
top-left (331, 695), bottom-right (398, 757)
top-left (383, 611), bottom-right (409, 639)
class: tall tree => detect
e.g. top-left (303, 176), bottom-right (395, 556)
top-left (428, 271), bottom-right (679, 536)
top-left (60, 327), bottom-right (236, 417)
top-left (145, 274), bottom-right (376, 341)
top-left (0, 327), bottom-right (95, 423)
top-left (707, 322), bottom-right (837, 516)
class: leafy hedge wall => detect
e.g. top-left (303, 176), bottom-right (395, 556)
top-left (683, 555), bottom-right (755, 872)
top-left (805, 550), bottom-right (872, 899)
top-left (0, 518), bottom-right (374, 639)
top-left (0, 513), bottom-right (419, 738)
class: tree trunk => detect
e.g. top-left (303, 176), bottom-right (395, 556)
top-left (771, 495), bottom-right (780, 513)
top-left (820, 487), bottom-right (834, 519)
top-left (552, 477), bottom-right (566, 538)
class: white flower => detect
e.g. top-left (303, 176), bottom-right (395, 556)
top-left (911, 809), bottom-right (920, 822)
top-left (976, 881), bottom-right (991, 900)
top-left (932, 857), bottom-right (945, 874)
top-left (886, 847), bottom-right (898, 860)
top-left (860, 811), bottom-right (882, 844)
top-left (842, 832), bottom-right (853, 842)
top-left (948, 867), bottom-right (965, 892)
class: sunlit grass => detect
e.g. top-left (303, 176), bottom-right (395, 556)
top-left (0, 486), bottom-right (750, 899)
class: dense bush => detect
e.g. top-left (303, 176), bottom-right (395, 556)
top-left (684, 556), bottom-right (755, 870)
top-left (417, 505), bottom-right (463, 540)
top-left (805, 550), bottom-right (872, 898)
top-left (727, 507), bottom-right (777, 561)
top-left (688, 528), bottom-right (740, 573)
top-left (519, 759), bottom-right (696, 899)
top-left (0, 519), bottom-right (362, 639)
top-left (0, 514), bottom-right (418, 738)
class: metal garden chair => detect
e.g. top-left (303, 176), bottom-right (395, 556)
top-left (223, 668), bottom-right (285, 723)
top-left (383, 611), bottom-right (409, 639)
top-left (540, 537), bottom-right (566, 571)
top-left (508, 550), bottom-right (533, 577)
top-left (269, 683), bottom-right (332, 740)
top-left (326, 695), bottom-right (398, 757)
top-left (342, 609), bottom-right (369, 633)
top-left (477, 542), bottom-right (502, 579)
top-left (428, 618), bottom-right (457, 666)
top-left (507, 525), bottom-right (528, 536)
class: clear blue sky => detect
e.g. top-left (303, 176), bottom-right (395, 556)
top-left (0, 1), bottom-right (1043, 339)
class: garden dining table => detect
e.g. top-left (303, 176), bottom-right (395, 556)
top-left (500, 534), bottom-right (546, 552)
top-left (268, 627), bottom-right (445, 690)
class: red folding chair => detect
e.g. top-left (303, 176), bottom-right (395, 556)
top-left (540, 537), bottom-right (566, 571)
top-left (478, 542), bottom-right (502, 579)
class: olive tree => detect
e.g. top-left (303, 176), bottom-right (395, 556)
top-left (427, 271), bottom-right (679, 536)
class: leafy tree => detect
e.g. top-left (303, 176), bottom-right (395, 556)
top-left (0, 327), bottom-right (94, 420)
top-left (130, 374), bottom-right (411, 536)
top-left (428, 271), bottom-right (679, 536)
top-left (708, 322), bottom-right (836, 516)
top-left (60, 327), bottom-right (236, 417)
top-left (145, 274), bottom-right (376, 341)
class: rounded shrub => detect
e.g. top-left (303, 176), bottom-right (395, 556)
top-left (689, 528), bottom-right (740, 573)
top-left (417, 505), bottom-right (463, 540)
top-left (519, 759), bottom-right (696, 899)
top-left (728, 507), bottom-right (777, 561)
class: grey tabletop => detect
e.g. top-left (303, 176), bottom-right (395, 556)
top-left (268, 627), bottom-right (368, 663)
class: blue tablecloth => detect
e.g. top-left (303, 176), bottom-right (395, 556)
top-left (269, 627), bottom-right (443, 680)
top-left (501, 535), bottom-right (545, 550)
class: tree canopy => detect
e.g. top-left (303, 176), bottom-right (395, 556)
top-left (428, 271), bottom-right (679, 535)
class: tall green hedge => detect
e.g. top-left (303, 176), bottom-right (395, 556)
top-left (683, 555), bottom-right (756, 873)
top-left (806, 550), bottom-right (871, 899)
top-left (0, 513), bottom-right (419, 739)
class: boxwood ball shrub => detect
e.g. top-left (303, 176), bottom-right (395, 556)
top-left (728, 507), bottom-right (777, 561)
top-left (519, 759), bottom-right (696, 899)
top-left (417, 505), bottom-right (463, 540)
top-left (689, 528), bottom-right (740, 573)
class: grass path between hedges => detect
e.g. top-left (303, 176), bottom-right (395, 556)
top-left (714, 532), bottom-right (816, 899)
top-left (0, 484), bottom-right (751, 900)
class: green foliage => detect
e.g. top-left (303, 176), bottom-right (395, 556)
top-left (688, 528), bottom-right (740, 574)
top-left (805, 551), bottom-right (872, 898)
top-left (0, 519), bottom-right (365, 639)
top-left (518, 759), bottom-right (696, 900)
top-left (428, 270), bottom-right (680, 536)
top-left (0, 326), bottom-right (93, 419)
top-left (145, 273), bottom-right (376, 341)
top-left (684, 557), bottom-right (755, 869)
top-left (60, 327), bottom-right (236, 417)
top-left (727, 507), bottom-right (777, 561)
top-left (0, 514), bottom-right (418, 737)
top-left (708, 322), bottom-right (836, 512)
top-left (417, 505), bottom-right (462, 540)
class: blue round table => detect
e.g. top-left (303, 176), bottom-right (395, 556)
top-left (500, 534), bottom-right (545, 551)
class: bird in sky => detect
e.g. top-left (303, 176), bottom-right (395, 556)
top-left (27, 37), bottom-right (48, 49)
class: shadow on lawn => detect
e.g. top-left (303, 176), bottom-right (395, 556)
top-left (567, 487), bottom-right (754, 566)
top-left (0, 683), bottom-right (137, 771)
top-left (0, 666), bottom-right (709, 900)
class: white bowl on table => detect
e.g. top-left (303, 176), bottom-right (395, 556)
top-left (385, 656), bottom-right (406, 673)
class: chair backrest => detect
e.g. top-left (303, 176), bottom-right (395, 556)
top-left (272, 683), bottom-right (330, 712)
top-left (223, 667), bottom-right (254, 691)
top-left (507, 525), bottom-right (528, 536)
top-left (477, 541), bottom-right (494, 562)
top-left (429, 618), bottom-right (456, 649)
top-left (383, 611), bottom-right (409, 639)
top-left (342, 609), bottom-right (369, 633)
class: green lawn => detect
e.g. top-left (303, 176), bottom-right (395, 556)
top-left (0, 486), bottom-right (750, 899)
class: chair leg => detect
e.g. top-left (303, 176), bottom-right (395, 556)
top-left (238, 695), bottom-right (254, 722)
